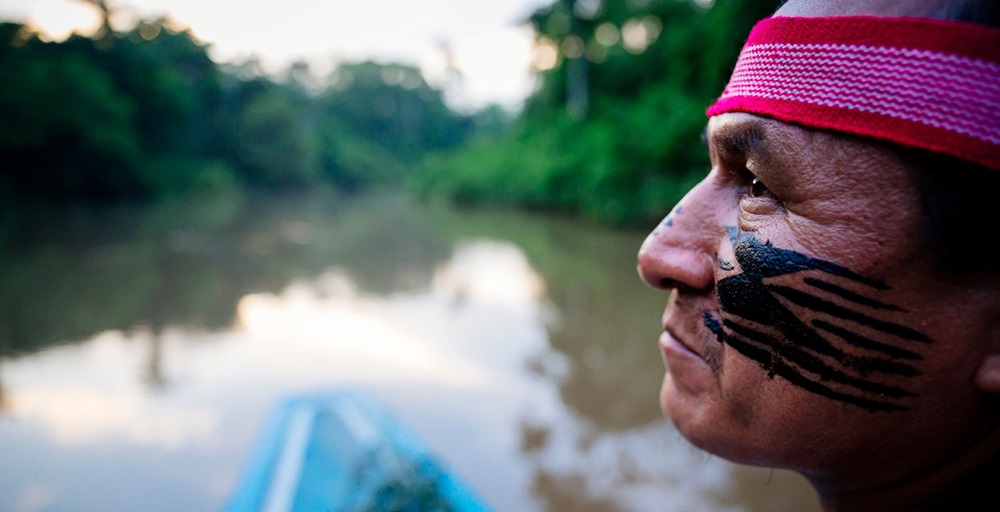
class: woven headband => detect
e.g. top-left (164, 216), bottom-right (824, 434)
top-left (706, 16), bottom-right (1000, 170)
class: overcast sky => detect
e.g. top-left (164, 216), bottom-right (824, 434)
top-left (0, 0), bottom-right (553, 111)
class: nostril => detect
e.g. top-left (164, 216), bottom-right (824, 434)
top-left (638, 246), bottom-right (716, 292)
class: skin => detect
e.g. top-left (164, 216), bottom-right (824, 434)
top-left (636, 12), bottom-right (1000, 506)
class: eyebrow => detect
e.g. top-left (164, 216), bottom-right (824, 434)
top-left (710, 119), bottom-right (773, 168)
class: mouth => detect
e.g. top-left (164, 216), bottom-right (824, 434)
top-left (659, 328), bottom-right (702, 360)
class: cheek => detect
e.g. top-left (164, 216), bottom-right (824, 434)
top-left (670, 353), bottom-right (840, 467)
top-left (710, 229), bottom-right (936, 414)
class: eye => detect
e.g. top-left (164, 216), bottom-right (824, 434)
top-left (749, 177), bottom-right (768, 197)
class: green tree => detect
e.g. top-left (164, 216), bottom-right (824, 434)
top-left (0, 25), bottom-right (142, 200)
top-left (414, 0), bottom-right (782, 226)
top-left (321, 61), bottom-right (470, 163)
top-left (218, 76), bottom-right (321, 188)
top-left (0, 15), bottom-right (475, 205)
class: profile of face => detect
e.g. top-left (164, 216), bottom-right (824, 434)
top-left (636, 112), bottom-right (999, 485)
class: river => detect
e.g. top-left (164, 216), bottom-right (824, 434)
top-left (0, 189), bottom-right (820, 512)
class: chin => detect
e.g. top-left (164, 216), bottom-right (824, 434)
top-left (660, 375), bottom-right (728, 453)
top-left (660, 372), bottom-right (791, 467)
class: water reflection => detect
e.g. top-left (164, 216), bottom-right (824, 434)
top-left (0, 190), bottom-right (819, 512)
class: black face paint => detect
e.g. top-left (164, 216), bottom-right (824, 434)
top-left (664, 205), bottom-right (682, 228)
top-left (652, 206), bottom-right (682, 238)
top-left (709, 228), bottom-right (931, 412)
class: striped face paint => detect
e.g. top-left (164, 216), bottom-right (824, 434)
top-left (707, 228), bottom-right (932, 412)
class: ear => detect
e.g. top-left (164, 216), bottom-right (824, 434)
top-left (974, 355), bottom-right (1000, 393)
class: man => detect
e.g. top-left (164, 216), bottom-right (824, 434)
top-left (636, 0), bottom-right (1000, 510)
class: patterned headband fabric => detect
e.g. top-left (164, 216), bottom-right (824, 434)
top-left (706, 16), bottom-right (1000, 170)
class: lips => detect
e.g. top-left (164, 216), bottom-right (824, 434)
top-left (659, 327), bottom-right (705, 363)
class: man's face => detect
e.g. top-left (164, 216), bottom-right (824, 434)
top-left (637, 112), bottom-right (995, 485)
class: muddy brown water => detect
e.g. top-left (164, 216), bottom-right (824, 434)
top-left (0, 190), bottom-right (819, 512)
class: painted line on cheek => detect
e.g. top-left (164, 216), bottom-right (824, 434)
top-left (812, 320), bottom-right (922, 361)
top-left (723, 319), bottom-right (916, 397)
top-left (726, 227), bottom-right (888, 290)
top-left (718, 274), bottom-right (853, 364)
top-left (706, 314), bottom-right (909, 412)
top-left (769, 285), bottom-right (932, 344)
top-left (804, 277), bottom-right (901, 311)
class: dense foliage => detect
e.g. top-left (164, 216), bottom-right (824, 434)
top-left (0, 0), bottom-right (782, 227)
top-left (0, 18), bottom-right (472, 206)
top-left (412, 0), bottom-right (782, 226)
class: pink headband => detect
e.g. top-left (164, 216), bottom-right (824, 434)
top-left (706, 16), bottom-right (1000, 170)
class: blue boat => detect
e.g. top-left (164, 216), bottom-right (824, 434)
top-left (223, 389), bottom-right (493, 512)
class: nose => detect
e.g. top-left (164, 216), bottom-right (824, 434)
top-left (637, 179), bottom-right (727, 292)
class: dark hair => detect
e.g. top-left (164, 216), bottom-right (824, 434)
top-left (902, 149), bottom-right (999, 277)
top-left (945, 0), bottom-right (1000, 28)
